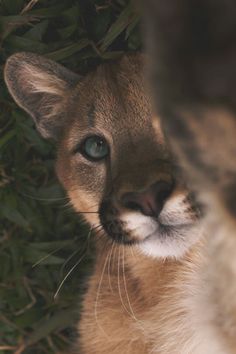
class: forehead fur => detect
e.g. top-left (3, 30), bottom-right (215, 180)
top-left (65, 54), bottom-right (158, 150)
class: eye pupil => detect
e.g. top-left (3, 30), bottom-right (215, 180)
top-left (82, 136), bottom-right (109, 161)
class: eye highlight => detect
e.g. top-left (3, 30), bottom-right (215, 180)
top-left (80, 135), bottom-right (109, 161)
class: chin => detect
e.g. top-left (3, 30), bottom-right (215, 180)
top-left (119, 193), bottom-right (204, 259)
top-left (138, 223), bottom-right (203, 259)
top-left (100, 192), bottom-right (203, 260)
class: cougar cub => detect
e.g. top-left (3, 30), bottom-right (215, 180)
top-left (5, 53), bottom-right (236, 353)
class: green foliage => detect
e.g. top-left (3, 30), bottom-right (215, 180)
top-left (0, 0), bottom-right (141, 352)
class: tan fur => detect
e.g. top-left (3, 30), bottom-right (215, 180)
top-left (4, 52), bottom-right (236, 353)
top-left (79, 237), bottom-right (236, 354)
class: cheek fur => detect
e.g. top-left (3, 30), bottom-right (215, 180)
top-left (159, 193), bottom-right (197, 225)
top-left (57, 155), bottom-right (107, 226)
top-left (68, 189), bottom-right (100, 225)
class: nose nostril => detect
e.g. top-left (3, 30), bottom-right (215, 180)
top-left (121, 192), bottom-right (142, 212)
top-left (123, 200), bottom-right (142, 212)
top-left (120, 180), bottom-right (174, 217)
top-left (157, 184), bottom-right (173, 205)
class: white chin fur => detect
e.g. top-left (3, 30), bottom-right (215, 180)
top-left (121, 193), bottom-right (203, 259)
top-left (138, 224), bottom-right (203, 259)
top-left (121, 212), bottom-right (157, 241)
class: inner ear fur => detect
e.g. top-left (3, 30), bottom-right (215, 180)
top-left (4, 52), bottom-right (80, 140)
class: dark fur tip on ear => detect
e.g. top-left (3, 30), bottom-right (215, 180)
top-left (4, 52), bottom-right (80, 140)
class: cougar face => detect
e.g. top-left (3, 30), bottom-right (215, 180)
top-left (5, 53), bottom-right (202, 259)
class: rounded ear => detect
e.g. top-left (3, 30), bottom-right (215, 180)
top-left (4, 52), bottom-right (80, 140)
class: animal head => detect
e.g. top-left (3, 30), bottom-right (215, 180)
top-left (4, 52), bottom-right (203, 259)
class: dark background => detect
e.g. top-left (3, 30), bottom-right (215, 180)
top-left (0, 1), bottom-right (141, 352)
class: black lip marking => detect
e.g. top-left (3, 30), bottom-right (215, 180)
top-left (186, 192), bottom-right (205, 218)
top-left (99, 199), bottom-right (136, 245)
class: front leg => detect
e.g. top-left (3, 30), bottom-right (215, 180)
top-left (143, 0), bottom-right (236, 223)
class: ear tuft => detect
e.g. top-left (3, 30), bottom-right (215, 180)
top-left (4, 52), bottom-right (80, 139)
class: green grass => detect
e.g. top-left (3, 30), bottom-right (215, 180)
top-left (0, 1), bottom-right (141, 352)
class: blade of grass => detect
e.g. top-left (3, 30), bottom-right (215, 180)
top-left (99, 3), bottom-right (138, 52)
top-left (25, 308), bottom-right (78, 347)
top-left (45, 39), bottom-right (90, 61)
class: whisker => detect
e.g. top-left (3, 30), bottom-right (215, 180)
top-left (122, 245), bottom-right (140, 323)
top-left (61, 199), bottom-right (100, 214)
top-left (72, 211), bottom-right (99, 214)
top-left (94, 241), bottom-right (112, 340)
top-left (130, 244), bottom-right (139, 261)
top-left (31, 224), bottom-right (93, 270)
top-left (55, 223), bottom-right (103, 297)
top-left (92, 224), bottom-right (104, 232)
top-left (107, 241), bottom-right (115, 294)
top-left (117, 246), bottom-right (130, 316)
top-left (54, 253), bottom-right (86, 299)
top-left (60, 225), bottom-right (94, 276)
top-left (32, 246), bottom-right (64, 268)
top-left (60, 248), bottom-right (83, 277)
top-left (84, 224), bottom-right (94, 254)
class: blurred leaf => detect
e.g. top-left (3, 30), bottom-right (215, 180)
top-left (23, 184), bottom-right (64, 201)
top-left (16, 116), bottom-right (52, 155)
top-left (30, 240), bottom-right (74, 251)
top-left (46, 39), bottom-right (90, 61)
top-left (5, 34), bottom-right (48, 53)
top-left (61, 3), bottom-right (80, 25)
top-left (1, 0), bottom-right (25, 15)
top-left (15, 308), bottom-right (44, 328)
top-left (28, 3), bottom-right (69, 18)
top-left (125, 15), bottom-right (140, 39)
top-left (0, 14), bottom-right (38, 40)
top-left (99, 3), bottom-right (138, 51)
top-left (25, 308), bottom-right (78, 346)
top-left (0, 129), bottom-right (16, 149)
top-left (0, 252), bottom-right (11, 280)
top-left (57, 24), bottom-right (77, 40)
top-left (101, 50), bottom-right (124, 60)
top-left (127, 27), bottom-right (141, 50)
top-left (24, 20), bottom-right (49, 41)
top-left (1, 205), bottom-right (29, 228)
top-left (23, 248), bottom-right (65, 265)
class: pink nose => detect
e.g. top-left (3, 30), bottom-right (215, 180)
top-left (121, 181), bottom-right (173, 217)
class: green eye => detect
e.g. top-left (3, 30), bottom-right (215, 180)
top-left (81, 136), bottom-right (109, 161)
